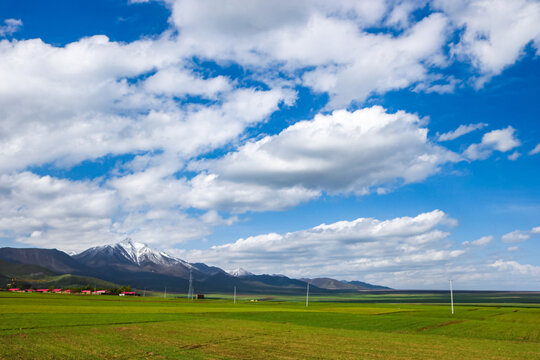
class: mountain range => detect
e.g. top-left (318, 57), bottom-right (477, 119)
top-left (0, 239), bottom-right (389, 294)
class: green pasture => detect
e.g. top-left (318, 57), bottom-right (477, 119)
top-left (0, 292), bottom-right (539, 359)
top-left (206, 290), bottom-right (540, 305)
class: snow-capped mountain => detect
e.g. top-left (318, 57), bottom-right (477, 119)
top-left (228, 267), bottom-right (254, 277)
top-left (73, 238), bottom-right (193, 277)
top-left (112, 238), bottom-right (187, 266)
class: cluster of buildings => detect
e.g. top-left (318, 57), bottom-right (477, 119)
top-left (7, 288), bottom-right (119, 295)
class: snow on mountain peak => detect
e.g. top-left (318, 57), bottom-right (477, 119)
top-left (228, 267), bottom-right (253, 277)
top-left (113, 238), bottom-right (178, 265)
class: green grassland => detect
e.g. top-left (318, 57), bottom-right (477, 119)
top-left (207, 290), bottom-right (540, 305)
top-left (0, 292), bottom-right (539, 359)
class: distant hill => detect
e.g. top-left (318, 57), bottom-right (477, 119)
top-left (0, 259), bottom-right (118, 289)
top-left (26, 274), bottom-right (119, 289)
top-left (0, 259), bottom-right (57, 279)
top-left (345, 280), bottom-right (391, 290)
top-left (302, 277), bottom-right (391, 290)
top-left (0, 248), bottom-right (87, 274)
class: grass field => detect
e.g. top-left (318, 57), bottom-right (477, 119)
top-left (1, 292), bottom-right (539, 359)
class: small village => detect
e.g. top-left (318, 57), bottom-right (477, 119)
top-left (7, 288), bottom-right (138, 296)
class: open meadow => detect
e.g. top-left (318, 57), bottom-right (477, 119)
top-left (1, 291), bottom-right (539, 359)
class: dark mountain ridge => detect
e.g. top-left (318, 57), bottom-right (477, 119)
top-left (0, 240), bottom-right (390, 293)
top-left (0, 247), bottom-right (88, 274)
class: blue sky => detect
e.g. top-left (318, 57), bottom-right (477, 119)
top-left (0, 0), bottom-right (539, 289)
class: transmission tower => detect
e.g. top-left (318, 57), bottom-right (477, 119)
top-left (188, 268), bottom-right (194, 300)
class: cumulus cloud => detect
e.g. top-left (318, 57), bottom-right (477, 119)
top-left (0, 19), bottom-right (22, 37)
top-left (186, 106), bottom-right (460, 212)
top-left (177, 210), bottom-right (463, 282)
top-left (438, 123), bottom-right (487, 141)
top-left (300, 13), bottom-right (450, 107)
top-left (0, 32), bottom-right (291, 172)
top-left (463, 126), bottom-right (520, 160)
top-left (164, 0), bottom-right (451, 108)
top-left (160, 0), bottom-right (540, 104)
top-left (433, 0), bottom-right (540, 85)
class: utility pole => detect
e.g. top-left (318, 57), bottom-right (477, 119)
top-left (188, 268), bottom-right (194, 300)
top-left (306, 282), bottom-right (310, 307)
top-left (450, 280), bottom-right (454, 315)
top-left (234, 286), bottom-right (237, 304)
top-left (164, 287), bottom-right (167, 299)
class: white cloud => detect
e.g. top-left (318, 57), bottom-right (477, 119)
top-left (463, 235), bottom-right (493, 246)
top-left (385, 1), bottom-right (428, 29)
top-left (501, 226), bottom-right (540, 243)
top-left (463, 126), bottom-right (520, 160)
top-left (0, 32), bottom-right (290, 172)
top-left (501, 230), bottom-right (531, 244)
top-left (472, 235), bottom-right (493, 246)
top-left (143, 66), bottom-right (233, 98)
top-left (433, 0), bottom-right (540, 85)
top-left (300, 13), bottom-right (450, 108)
top-left (0, 3), bottom-right (531, 179)
top-left (438, 123), bottom-right (487, 141)
top-left (186, 106), bottom-right (460, 212)
top-left (0, 19), bottom-right (22, 37)
top-left (490, 260), bottom-right (540, 277)
top-left (164, 0), bottom-right (540, 105)
top-left (507, 151), bottom-right (520, 161)
top-left (0, 172), bottom-right (118, 251)
top-left (177, 210), bottom-right (464, 282)
top-left (0, 0), bottom-right (537, 271)
top-left (183, 174), bottom-right (319, 213)
top-left (166, 0), bottom-right (450, 108)
top-left (413, 75), bottom-right (460, 94)
top-left (0, 171), bottom-right (236, 252)
top-left (529, 143), bottom-right (540, 155)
